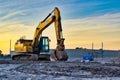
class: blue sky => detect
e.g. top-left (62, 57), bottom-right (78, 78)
top-left (0, 0), bottom-right (120, 53)
top-left (0, 0), bottom-right (120, 23)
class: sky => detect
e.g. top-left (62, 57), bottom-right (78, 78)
top-left (0, 0), bottom-right (120, 54)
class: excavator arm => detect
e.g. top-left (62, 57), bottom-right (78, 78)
top-left (32, 7), bottom-right (65, 53)
top-left (32, 15), bottom-right (55, 52)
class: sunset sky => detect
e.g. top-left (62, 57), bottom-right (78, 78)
top-left (0, 0), bottom-right (120, 54)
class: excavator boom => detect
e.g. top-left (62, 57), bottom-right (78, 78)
top-left (32, 7), bottom-right (65, 53)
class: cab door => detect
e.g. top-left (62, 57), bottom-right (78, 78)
top-left (39, 37), bottom-right (49, 52)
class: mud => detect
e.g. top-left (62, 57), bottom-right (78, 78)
top-left (0, 60), bottom-right (120, 80)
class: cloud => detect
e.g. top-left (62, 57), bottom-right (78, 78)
top-left (63, 12), bottom-right (120, 32)
top-left (0, 22), bottom-right (34, 37)
top-left (61, 12), bottom-right (120, 49)
top-left (0, 10), bottom-right (27, 20)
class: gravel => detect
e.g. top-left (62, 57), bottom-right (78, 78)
top-left (0, 58), bottom-right (120, 80)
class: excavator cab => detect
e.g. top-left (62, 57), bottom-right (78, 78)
top-left (38, 36), bottom-right (49, 52)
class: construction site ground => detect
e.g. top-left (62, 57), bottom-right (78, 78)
top-left (0, 58), bottom-right (120, 80)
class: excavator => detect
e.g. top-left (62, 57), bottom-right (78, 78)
top-left (11, 7), bottom-right (68, 61)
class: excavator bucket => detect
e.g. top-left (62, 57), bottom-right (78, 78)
top-left (50, 50), bottom-right (68, 61)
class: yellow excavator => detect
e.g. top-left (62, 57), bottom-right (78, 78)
top-left (11, 7), bottom-right (68, 61)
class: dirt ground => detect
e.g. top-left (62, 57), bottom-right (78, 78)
top-left (0, 59), bottom-right (120, 80)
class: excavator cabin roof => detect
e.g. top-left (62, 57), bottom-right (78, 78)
top-left (16, 39), bottom-right (32, 44)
